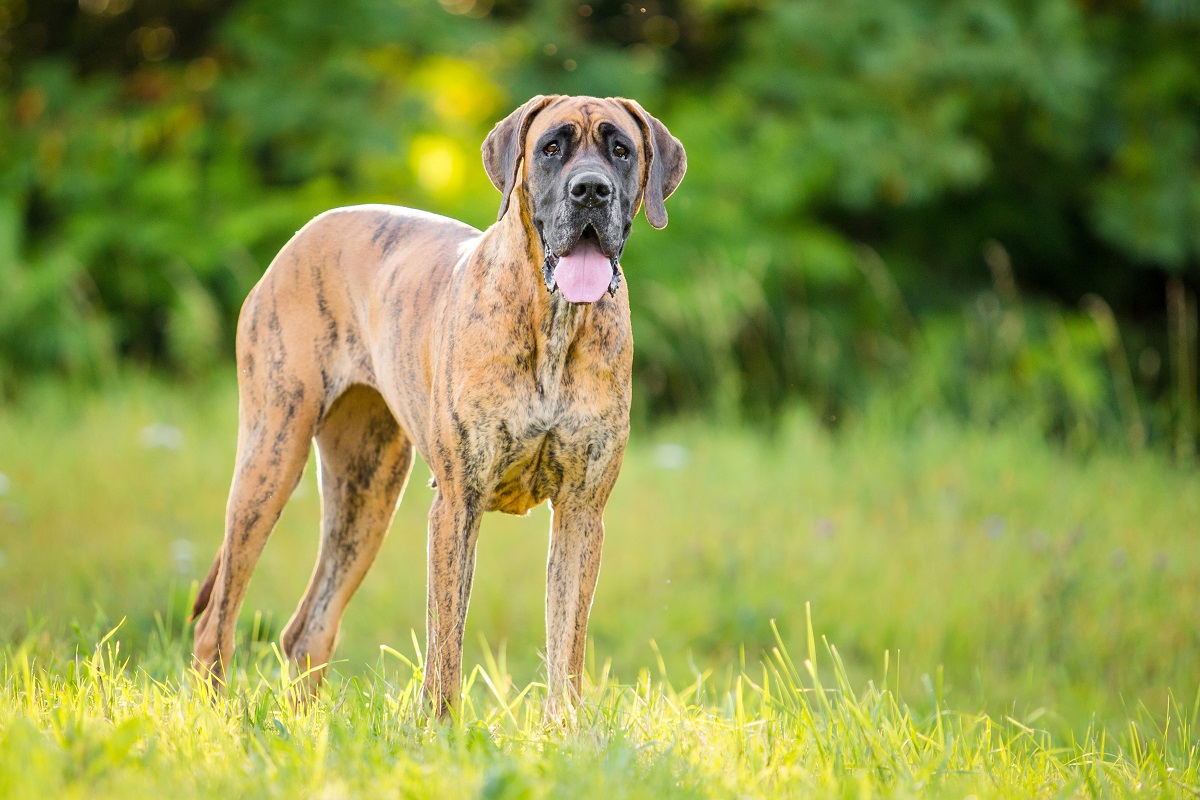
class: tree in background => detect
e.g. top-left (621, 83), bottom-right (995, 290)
top-left (0, 0), bottom-right (1196, 450)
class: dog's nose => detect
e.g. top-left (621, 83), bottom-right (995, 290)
top-left (568, 171), bottom-right (613, 208)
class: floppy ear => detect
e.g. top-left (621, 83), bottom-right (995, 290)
top-left (482, 95), bottom-right (559, 221)
top-left (614, 98), bottom-right (687, 229)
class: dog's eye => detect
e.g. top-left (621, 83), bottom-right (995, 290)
top-left (543, 142), bottom-right (560, 157)
top-left (613, 144), bottom-right (628, 159)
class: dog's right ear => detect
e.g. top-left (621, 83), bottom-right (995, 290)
top-left (482, 95), bottom-right (559, 222)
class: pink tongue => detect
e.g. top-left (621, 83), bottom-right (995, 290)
top-left (555, 239), bottom-right (612, 303)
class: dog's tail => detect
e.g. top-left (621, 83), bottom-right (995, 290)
top-left (190, 547), bottom-right (222, 622)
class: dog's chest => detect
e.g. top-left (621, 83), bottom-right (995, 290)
top-left (487, 422), bottom-right (569, 515)
top-left (464, 297), bottom-right (630, 515)
top-left (484, 352), bottom-right (623, 512)
top-left (485, 381), bottom-right (620, 517)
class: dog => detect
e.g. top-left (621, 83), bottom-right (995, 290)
top-left (190, 95), bottom-right (686, 716)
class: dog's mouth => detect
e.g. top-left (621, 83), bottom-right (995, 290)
top-left (541, 223), bottom-right (622, 304)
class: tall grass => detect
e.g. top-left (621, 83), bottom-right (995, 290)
top-left (1, 377), bottom-right (1198, 796)
top-left (3, 611), bottom-right (1197, 799)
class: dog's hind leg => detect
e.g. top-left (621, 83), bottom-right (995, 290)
top-left (280, 384), bottom-right (414, 689)
top-left (191, 290), bottom-right (322, 688)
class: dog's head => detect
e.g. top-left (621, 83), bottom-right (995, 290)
top-left (482, 95), bottom-right (686, 304)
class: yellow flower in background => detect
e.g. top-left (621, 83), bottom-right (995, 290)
top-left (410, 134), bottom-right (464, 197)
top-left (412, 57), bottom-right (503, 127)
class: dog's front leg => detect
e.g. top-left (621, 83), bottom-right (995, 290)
top-left (422, 488), bottom-right (482, 718)
top-left (545, 499), bottom-right (606, 718)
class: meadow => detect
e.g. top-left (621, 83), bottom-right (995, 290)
top-left (1, 377), bottom-right (1197, 797)
top-left (4, 0), bottom-right (1199, 795)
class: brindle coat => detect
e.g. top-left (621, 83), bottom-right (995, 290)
top-left (190, 95), bottom-right (686, 716)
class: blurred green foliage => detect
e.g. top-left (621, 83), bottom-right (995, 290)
top-left (0, 0), bottom-right (1197, 450)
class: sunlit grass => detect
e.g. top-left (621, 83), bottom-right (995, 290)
top-left (1, 376), bottom-right (1198, 796)
top-left (4, 612), bottom-right (1197, 799)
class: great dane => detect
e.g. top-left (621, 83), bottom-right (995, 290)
top-left (190, 94), bottom-right (686, 716)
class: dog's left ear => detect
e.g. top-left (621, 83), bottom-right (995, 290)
top-left (614, 98), bottom-right (687, 229)
top-left (482, 94), bottom-right (560, 221)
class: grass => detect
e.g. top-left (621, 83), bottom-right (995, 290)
top-left (4, 613), bottom-right (1198, 799)
top-left (1, 376), bottom-right (1198, 797)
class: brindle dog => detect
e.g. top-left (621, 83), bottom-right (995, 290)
top-left (190, 95), bottom-right (686, 717)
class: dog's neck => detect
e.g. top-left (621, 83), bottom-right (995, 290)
top-left (481, 206), bottom-right (590, 394)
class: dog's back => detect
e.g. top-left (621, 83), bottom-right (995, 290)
top-left (237, 205), bottom-right (481, 435)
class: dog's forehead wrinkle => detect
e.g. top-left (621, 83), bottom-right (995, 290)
top-left (544, 122), bottom-right (577, 141)
top-left (541, 99), bottom-right (635, 146)
top-left (585, 115), bottom-right (634, 145)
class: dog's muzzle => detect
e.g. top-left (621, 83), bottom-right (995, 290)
top-left (540, 225), bottom-right (622, 304)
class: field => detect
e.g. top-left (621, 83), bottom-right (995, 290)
top-left (1, 378), bottom-right (1198, 797)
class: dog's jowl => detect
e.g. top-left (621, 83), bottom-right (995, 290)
top-left (189, 95), bottom-right (686, 717)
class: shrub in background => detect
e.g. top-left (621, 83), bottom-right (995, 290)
top-left (0, 0), bottom-right (1196, 453)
